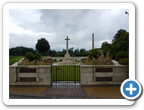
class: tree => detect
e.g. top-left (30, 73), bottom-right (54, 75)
top-left (100, 29), bottom-right (129, 61)
top-left (36, 38), bottom-right (50, 55)
top-left (101, 41), bottom-right (109, 49)
top-left (111, 29), bottom-right (129, 60)
top-left (9, 46), bottom-right (36, 56)
top-left (101, 43), bottom-right (112, 57)
top-left (74, 48), bottom-right (79, 53)
top-left (68, 47), bottom-right (74, 55)
top-left (112, 29), bottom-right (127, 43)
top-left (62, 49), bottom-right (66, 54)
top-left (88, 49), bottom-right (101, 60)
top-left (80, 48), bottom-right (86, 53)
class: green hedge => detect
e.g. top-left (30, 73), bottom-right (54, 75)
top-left (118, 58), bottom-right (129, 65)
top-left (115, 51), bottom-right (128, 61)
top-left (118, 58), bottom-right (129, 77)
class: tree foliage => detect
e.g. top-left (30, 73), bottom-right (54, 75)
top-left (25, 52), bottom-right (42, 62)
top-left (101, 29), bottom-right (129, 61)
top-left (25, 52), bottom-right (34, 62)
top-left (36, 38), bottom-right (50, 54)
top-left (112, 29), bottom-right (127, 43)
top-left (88, 49), bottom-right (101, 60)
top-left (101, 41), bottom-right (109, 49)
top-left (9, 46), bottom-right (36, 56)
top-left (34, 52), bottom-right (42, 61)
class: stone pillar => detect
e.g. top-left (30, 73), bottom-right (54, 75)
top-left (92, 33), bottom-right (94, 49)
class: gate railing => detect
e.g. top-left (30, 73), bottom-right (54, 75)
top-left (51, 66), bottom-right (80, 85)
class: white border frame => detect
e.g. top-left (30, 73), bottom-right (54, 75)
top-left (3, 3), bottom-right (135, 105)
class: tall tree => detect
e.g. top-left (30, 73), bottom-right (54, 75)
top-left (111, 29), bottom-right (129, 60)
top-left (36, 38), bottom-right (50, 55)
top-left (112, 29), bottom-right (127, 43)
top-left (101, 41), bottom-right (109, 49)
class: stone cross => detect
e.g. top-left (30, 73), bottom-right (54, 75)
top-left (65, 36), bottom-right (70, 54)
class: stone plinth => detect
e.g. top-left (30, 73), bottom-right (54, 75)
top-left (54, 57), bottom-right (79, 65)
top-left (54, 53), bottom-right (79, 65)
top-left (64, 53), bottom-right (70, 58)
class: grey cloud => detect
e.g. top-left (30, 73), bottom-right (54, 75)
top-left (9, 9), bottom-right (129, 51)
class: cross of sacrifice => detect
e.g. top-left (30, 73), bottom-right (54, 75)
top-left (65, 36), bottom-right (70, 54)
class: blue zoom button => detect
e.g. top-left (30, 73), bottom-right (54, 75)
top-left (121, 79), bottom-right (142, 100)
top-left (123, 81), bottom-right (139, 97)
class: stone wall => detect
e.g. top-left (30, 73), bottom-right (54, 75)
top-left (9, 65), bottom-right (51, 85)
top-left (9, 62), bottom-right (128, 86)
top-left (80, 65), bottom-right (128, 85)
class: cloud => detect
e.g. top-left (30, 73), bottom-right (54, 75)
top-left (9, 9), bottom-right (129, 51)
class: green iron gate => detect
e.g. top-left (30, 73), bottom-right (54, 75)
top-left (51, 66), bottom-right (80, 85)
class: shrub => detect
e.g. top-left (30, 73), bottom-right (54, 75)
top-left (53, 59), bottom-right (57, 62)
top-left (18, 57), bottom-right (49, 65)
top-left (84, 52), bottom-right (113, 65)
top-left (115, 51), bottom-right (128, 61)
top-left (118, 58), bottom-right (129, 76)
top-left (118, 58), bottom-right (129, 65)
top-left (25, 52), bottom-right (34, 61)
top-left (59, 59), bottom-right (62, 61)
top-left (97, 52), bottom-right (113, 65)
top-left (88, 49), bottom-right (101, 60)
top-left (34, 52), bottom-right (42, 61)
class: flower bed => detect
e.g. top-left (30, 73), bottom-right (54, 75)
top-left (18, 57), bottom-right (50, 65)
top-left (83, 52), bottom-right (113, 65)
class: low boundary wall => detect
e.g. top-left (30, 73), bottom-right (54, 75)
top-left (80, 65), bottom-right (128, 85)
top-left (9, 62), bottom-right (128, 86)
top-left (9, 65), bottom-right (51, 85)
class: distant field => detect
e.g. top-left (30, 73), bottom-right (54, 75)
top-left (9, 56), bottom-right (23, 65)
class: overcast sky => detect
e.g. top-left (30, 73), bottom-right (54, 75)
top-left (9, 9), bottom-right (129, 51)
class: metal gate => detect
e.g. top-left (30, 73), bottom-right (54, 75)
top-left (51, 66), bottom-right (80, 85)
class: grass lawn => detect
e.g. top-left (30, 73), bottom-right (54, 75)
top-left (9, 56), bottom-right (23, 65)
top-left (76, 61), bottom-right (82, 63)
top-left (52, 66), bottom-right (80, 81)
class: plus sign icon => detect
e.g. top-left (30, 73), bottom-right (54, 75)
top-left (121, 79), bottom-right (142, 100)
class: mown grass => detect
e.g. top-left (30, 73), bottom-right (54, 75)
top-left (52, 66), bottom-right (80, 81)
top-left (9, 56), bottom-right (23, 65)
